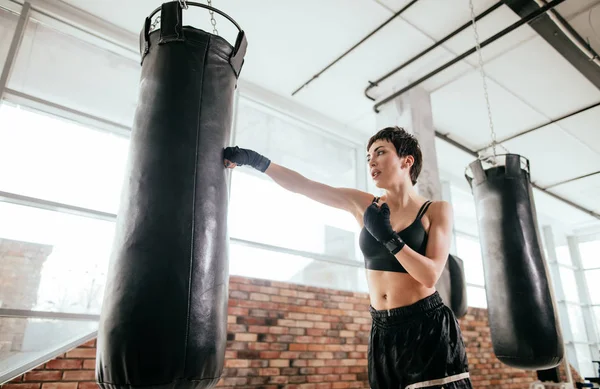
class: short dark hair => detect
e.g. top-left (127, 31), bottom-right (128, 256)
top-left (367, 126), bottom-right (422, 185)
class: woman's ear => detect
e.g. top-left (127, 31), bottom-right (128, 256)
top-left (404, 155), bottom-right (415, 169)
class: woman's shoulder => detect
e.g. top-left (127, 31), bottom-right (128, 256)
top-left (425, 200), bottom-right (453, 220)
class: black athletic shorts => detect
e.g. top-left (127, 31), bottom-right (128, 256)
top-left (368, 291), bottom-right (473, 389)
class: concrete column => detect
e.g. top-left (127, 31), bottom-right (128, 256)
top-left (441, 180), bottom-right (458, 255)
top-left (376, 86), bottom-right (442, 201)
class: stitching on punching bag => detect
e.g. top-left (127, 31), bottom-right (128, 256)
top-left (182, 33), bottom-right (210, 377)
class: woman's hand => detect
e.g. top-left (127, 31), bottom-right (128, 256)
top-left (363, 202), bottom-right (405, 254)
top-left (223, 146), bottom-right (271, 172)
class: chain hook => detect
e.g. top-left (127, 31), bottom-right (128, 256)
top-left (178, 0), bottom-right (189, 9)
top-left (469, 0), bottom-right (503, 166)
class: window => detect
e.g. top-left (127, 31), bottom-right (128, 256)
top-left (559, 266), bottom-right (580, 303)
top-left (579, 239), bottom-right (599, 270)
top-left (592, 306), bottom-right (600, 341)
top-left (574, 343), bottom-right (595, 378)
top-left (455, 233), bottom-right (485, 287)
top-left (0, 201), bottom-right (115, 315)
top-left (0, 6), bottom-right (138, 381)
top-left (466, 286), bottom-right (487, 308)
top-left (454, 233), bottom-right (486, 308)
top-left (0, 102), bottom-right (129, 214)
top-left (0, 6), bottom-right (20, 76)
top-left (449, 186), bottom-right (479, 238)
top-left (555, 245), bottom-right (573, 266)
top-left (229, 97), bottom-right (361, 262)
top-left (7, 16), bottom-right (140, 127)
top-left (566, 304), bottom-right (588, 343)
top-left (229, 242), bottom-right (368, 294)
top-left (584, 269), bottom-right (600, 305)
top-left (0, 317), bottom-right (97, 379)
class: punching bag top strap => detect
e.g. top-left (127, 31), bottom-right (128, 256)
top-left (159, 1), bottom-right (185, 44)
top-left (139, 17), bottom-right (152, 64)
top-left (467, 159), bottom-right (487, 187)
top-left (230, 31), bottom-right (248, 78)
top-left (505, 154), bottom-right (523, 178)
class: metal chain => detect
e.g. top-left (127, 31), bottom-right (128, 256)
top-left (469, 0), bottom-right (501, 163)
top-left (207, 0), bottom-right (219, 35)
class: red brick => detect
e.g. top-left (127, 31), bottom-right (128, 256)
top-left (62, 371), bottom-right (95, 381)
top-left (2, 384), bottom-right (42, 389)
top-left (225, 359), bottom-right (249, 368)
top-left (82, 360), bottom-right (96, 370)
top-left (77, 383), bottom-right (99, 389)
top-left (41, 384), bottom-right (78, 389)
top-left (64, 349), bottom-right (96, 359)
top-left (45, 360), bottom-right (82, 370)
top-left (23, 371), bottom-right (62, 382)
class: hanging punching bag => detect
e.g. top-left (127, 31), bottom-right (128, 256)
top-left (435, 254), bottom-right (468, 319)
top-left (96, 2), bottom-right (247, 389)
top-left (466, 154), bottom-right (563, 370)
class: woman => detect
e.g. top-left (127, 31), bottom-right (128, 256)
top-left (223, 126), bottom-right (472, 389)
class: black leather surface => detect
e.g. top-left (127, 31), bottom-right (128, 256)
top-left (467, 155), bottom-right (563, 370)
top-left (436, 254), bottom-right (468, 319)
top-left (96, 3), bottom-right (245, 388)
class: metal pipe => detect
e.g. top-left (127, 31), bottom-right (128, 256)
top-left (291, 0), bottom-right (420, 97)
top-left (373, 0), bottom-right (566, 113)
top-left (364, 1), bottom-right (504, 101)
top-left (475, 100), bottom-right (600, 151)
top-left (534, 0), bottom-right (600, 68)
top-left (0, 2), bottom-right (30, 99)
top-left (434, 131), bottom-right (600, 220)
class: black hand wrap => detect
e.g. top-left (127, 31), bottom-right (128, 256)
top-left (363, 202), bottom-right (405, 255)
top-left (223, 146), bottom-right (271, 172)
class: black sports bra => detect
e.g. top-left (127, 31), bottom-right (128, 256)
top-left (359, 198), bottom-right (432, 273)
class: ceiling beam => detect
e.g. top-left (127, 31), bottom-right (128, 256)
top-left (504, 0), bottom-right (600, 90)
top-left (434, 131), bottom-right (600, 220)
top-left (475, 100), bottom-right (600, 152)
top-left (543, 171), bottom-right (600, 189)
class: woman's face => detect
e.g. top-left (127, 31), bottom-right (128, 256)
top-left (367, 140), bottom-right (412, 188)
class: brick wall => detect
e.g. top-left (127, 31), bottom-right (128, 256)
top-left (2, 276), bottom-right (583, 389)
top-left (0, 238), bottom-right (53, 356)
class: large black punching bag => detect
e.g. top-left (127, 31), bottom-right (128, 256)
top-left (466, 154), bottom-right (563, 370)
top-left (96, 2), bottom-right (247, 389)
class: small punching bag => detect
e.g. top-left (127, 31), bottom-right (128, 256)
top-left (96, 2), bottom-right (247, 389)
top-left (466, 154), bottom-right (563, 370)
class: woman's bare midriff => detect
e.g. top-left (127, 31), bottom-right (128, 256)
top-left (367, 269), bottom-right (436, 310)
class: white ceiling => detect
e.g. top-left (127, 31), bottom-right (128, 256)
top-left (39, 0), bottom-right (600, 231)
